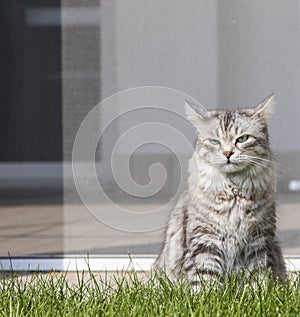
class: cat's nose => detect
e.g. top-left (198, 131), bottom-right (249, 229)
top-left (223, 151), bottom-right (234, 159)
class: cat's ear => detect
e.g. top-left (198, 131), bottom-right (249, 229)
top-left (252, 93), bottom-right (274, 121)
top-left (184, 100), bottom-right (209, 128)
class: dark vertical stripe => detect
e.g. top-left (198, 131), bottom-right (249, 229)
top-left (223, 111), bottom-right (235, 131)
top-left (181, 205), bottom-right (188, 267)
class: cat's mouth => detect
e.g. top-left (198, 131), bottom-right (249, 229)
top-left (218, 157), bottom-right (246, 172)
top-left (209, 155), bottom-right (246, 172)
top-left (225, 157), bottom-right (238, 165)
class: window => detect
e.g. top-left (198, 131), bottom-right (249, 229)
top-left (1, 1), bottom-right (300, 270)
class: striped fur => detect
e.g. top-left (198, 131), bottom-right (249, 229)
top-left (154, 94), bottom-right (287, 284)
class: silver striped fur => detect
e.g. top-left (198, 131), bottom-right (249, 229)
top-left (154, 94), bottom-right (287, 284)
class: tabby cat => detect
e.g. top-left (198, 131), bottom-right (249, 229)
top-left (154, 94), bottom-right (286, 284)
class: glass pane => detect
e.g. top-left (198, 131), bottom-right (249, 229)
top-left (2, 1), bottom-right (300, 259)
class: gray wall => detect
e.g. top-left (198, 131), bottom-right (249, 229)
top-left (101, 0), bottom-right (218, 105)
top-left (100, 0), bottom-right (300, 152)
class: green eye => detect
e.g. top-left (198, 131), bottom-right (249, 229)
top-left (236, 135), bottom-right (249, 143)
top-left (210, 139), bottom-right (220, 145)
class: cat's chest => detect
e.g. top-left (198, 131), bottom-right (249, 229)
top-left (225, 200), bottom-right (244, 224)
top-left (209, 189), bottom-right (261, 241)
top-left (193, 185), bottom-right (265, 233)
top-left (212, 187), bottom-right (251, 221)
top-left (213, 199), bottom-right (248, 241)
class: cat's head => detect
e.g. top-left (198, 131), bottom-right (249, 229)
top-left (185, 94), bottom-right (274, 174)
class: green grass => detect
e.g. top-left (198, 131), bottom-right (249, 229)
top-left (1, 270), bottom-right (300, 317)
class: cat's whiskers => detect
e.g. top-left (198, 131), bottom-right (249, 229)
top-left (209, 156), bottom-right (225, 164)
top-left (210, 154), bottom-right (247, 165)
top-left (243, 159), bottom-right (268, 170)
top-left (242, 155), bottom-right (291, 171)
top-left (238, 155), bottom-right (271, 169)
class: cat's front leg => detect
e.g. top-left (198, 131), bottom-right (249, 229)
top-left (187, 270), bottom-right (223, 293)
top-left (266, 239), bottom-right (287, 282)
top-left (241, 251), bottom-right (275, 289)
top-left (184, 253), bottom-right (224, 291)
top-left (245, 240), bottom-right (287, 284)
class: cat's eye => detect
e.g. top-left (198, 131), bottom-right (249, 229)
top-left (236, 135), bottom-right (249, 143)
top-left (210, 139), bottom-right (220, 145)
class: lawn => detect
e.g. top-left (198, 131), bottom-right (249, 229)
top-left (1, 270), bottom-right (300, 316)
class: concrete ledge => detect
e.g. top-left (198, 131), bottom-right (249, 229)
top-left (0, 256), bottom-right (299, 272)
top-left (0, 256), bottom-right (155, 272)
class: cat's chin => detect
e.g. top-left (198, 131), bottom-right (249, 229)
top-left (217, 162), bottom-right (247, 174)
